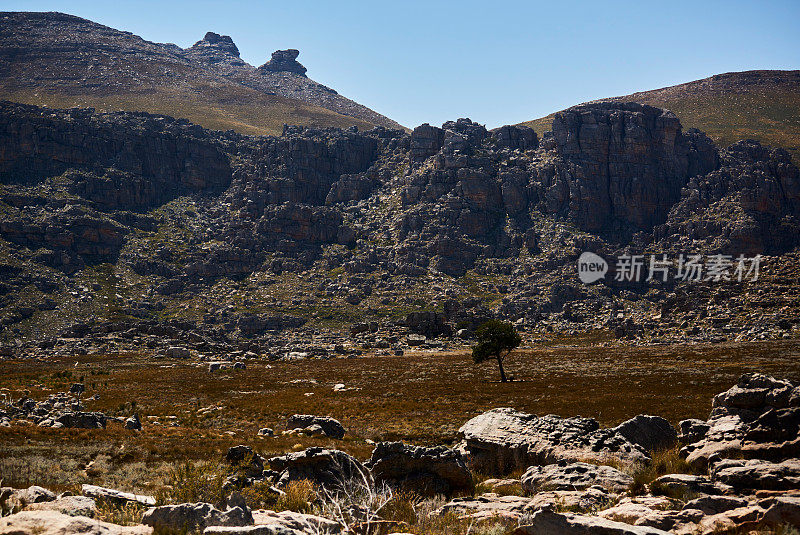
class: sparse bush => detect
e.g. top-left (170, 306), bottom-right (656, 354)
top-left (276, 480), bottom-right (317, 514)
top-left (155, 462), bottom-right (226, 506)
top-left (629, 447), bottom-right (698, 496)
top-left (95, 500), bottom-right (147, 526)
top-left (379, 490), bottom-right (419, 526)
top-left (239, 479), bottom-right (282, 511)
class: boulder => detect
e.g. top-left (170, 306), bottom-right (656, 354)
top-left (458, 408), bottom-right (649, 474)
top-left (650, 474), bottom-right (721, 496)
top-left (0, 510), bottom-right (151, 535)
top-left (25, 496), bottom-right (97, 517)
top-left (512, 508), bottom-right (672, 534)
top-left (165, 347), bottom-right (191, 359)
top-left (434, 493), bottom-right (536, 522)
top-left (527, 487), bottom-right (614, 514)
top-left (124, 414), bottom-right (142, 431)
top-left (609, 415), bottom-right (677, 453)
top-left (521, 462), bottom-right (633, 494)
top-left (712, 458), bottom-right (800, 491)
top-left (20, 486), bottom-right (56, 504)
top-left (225, 445), bottom-right (265, 478)
top-left (598, 497), bottom-right (680, 525)
top-left (141, 503), bottom-right (252, 531)
top-left (250, 509), bottom-right (342, 533)
top-left (365, 442), bottom-right (473, 496)
top-left (55, 412), bottom-right (106, 429)
top-left (268, 448), bottom-right (370, 491)
top-left (204, 527), bottom-right (302, 535)
top-left (81, 484), bottom-right (155, 507)
top-left (286, 415), bottom-right (345, 439)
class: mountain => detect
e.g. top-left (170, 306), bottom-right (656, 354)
top-left (0, 12), bottom-right (403, 135)
top-left (0, 99), bottom-right (798, 354)
top-left (521, 70), bottom-right (800, 164)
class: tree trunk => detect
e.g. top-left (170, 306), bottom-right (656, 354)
top-left (497, 355), bottom-right (508, 383)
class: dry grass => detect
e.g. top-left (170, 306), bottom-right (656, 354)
top-left (276, 480), bottom-right (317, 514)
top-left (154, 462), bottom-right (226, 506)
top-left (521, 77), bottom-right (800, 165)
top-left (0, 339), bottom-right (798, 500)
top-left (629, 447), bottom-right (700, 497)
top-left (95, 500), bottom-right (148, 526)
top-left (0, 86), bottom-right (375, 137)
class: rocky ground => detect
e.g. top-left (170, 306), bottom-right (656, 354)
top-left (1, 373), bottom-right (798, 534)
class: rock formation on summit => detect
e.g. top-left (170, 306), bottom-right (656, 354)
top-left (258, 49), bottom-right (307, 76)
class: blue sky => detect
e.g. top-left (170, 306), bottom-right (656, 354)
top-left (2, 0), bottom-right (799, 128)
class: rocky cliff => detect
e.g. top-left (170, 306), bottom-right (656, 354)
top-left (0, 99), bottom-right (798, 351)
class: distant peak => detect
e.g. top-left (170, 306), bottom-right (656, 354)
top-left (258, 49), bottom-right (307, 76)
top-left (190, 31), bottom-right (240, 57)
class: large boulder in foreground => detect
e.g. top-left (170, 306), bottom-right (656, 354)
top-left (365, 442), bottom-right (473, 496)
top-left (521, 462), bottom-right (633, 494)
top-left (711, 458), bottom-right (800, 491)
top-left (141, 502), bottom-right (252, 531)
top-left (610, 415), bottom-right (677, 453)
top-left (512, 508), bottom-right (672, 535)
top-left (0, 510), bottom-right (151, 535)
top-left (268, 448), bottom-right (370, 490)
top-left (81, 484), bottom-right (155, 507)
top-left (682, 373), bottom-right (799, 470)
top-left (458, 408), bottom-right (650, 473)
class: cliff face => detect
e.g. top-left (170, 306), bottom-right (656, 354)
top-left (546, 103), bottom-right (718, 233)
top-left (0, 103), bottom-right (232, 198)
top-left (0, 99), bottom-right (798, 342)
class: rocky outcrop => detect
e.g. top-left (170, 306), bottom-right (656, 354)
top-left (0, 510), bottom-right (151, 535)
top-left (711, 458), bottom-right (800, 491)
top-left (365, 442), bottom-right (473, 496)
top-left (185, 32), bottom-right (246, 68)
top-left (682, 373), bottom-right (799, 470)
top-left (249, 509), bottom-right (343, 534)
top-left (24, 496), bottom-right (97, 518)
top-left (520, 462), bottom-right (633, 493)
top-left (286, 415), bottom-right (346, 439)
top-left (610, 415), bottom-right (678, 453)
top-left (542, 102), bottom-right (718, 235)
top-left (458, 408), bottom-right (651, 473)
top-left (0, 102), bottom-right (232, 203)
top-left (141, 502), bottom-right (252, 532)
top-left (513, 508), bottom-right (672, 535)
top-left (268, 448), bottom-right (370, 490)
top-left (81, 485), bottom-right (155, 507)
top-left (257, 50), bottom-right (307, 76)
top-left (658, 139), bottom-right (800, 254)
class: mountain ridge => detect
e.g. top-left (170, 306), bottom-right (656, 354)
top-left (520, 69), bottom-right (800, 164)
top-left (0, 11), bottom-right (403, 134)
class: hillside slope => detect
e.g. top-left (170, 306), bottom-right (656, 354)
top-left (0, 11), bottom-right (401, 135)
top-left (522, 70), bottom-right (800, 163)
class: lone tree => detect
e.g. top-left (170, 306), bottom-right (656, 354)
top-left (471, 319), bottom-right (522, 383)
